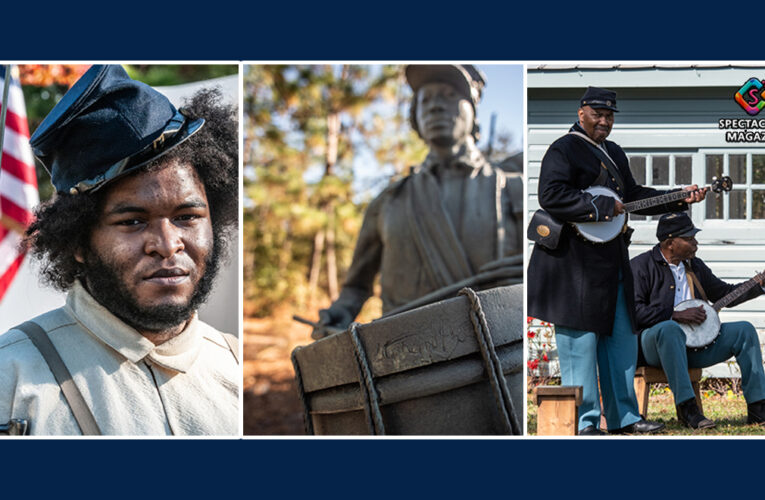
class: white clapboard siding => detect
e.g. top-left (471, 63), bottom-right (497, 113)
top-left (527, 66), bottom-right (765, 377)
top-left (531, 125), bottom-right (736, 150)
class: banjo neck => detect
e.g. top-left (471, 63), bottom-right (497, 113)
top-left (623, 188), bottom-right (700, 213)
top-left (711, 271), bottom-right (765, 312)
top-left (622, 175), bottom-right (732, 213)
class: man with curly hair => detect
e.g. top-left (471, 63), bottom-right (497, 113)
top-left (0, 65), bottom-right (239, 436)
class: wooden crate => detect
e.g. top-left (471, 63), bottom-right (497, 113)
top-left (533, 385), bottom-right (583, 436)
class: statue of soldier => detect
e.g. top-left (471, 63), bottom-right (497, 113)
top-left (314, 64), bottom-right (524, 337)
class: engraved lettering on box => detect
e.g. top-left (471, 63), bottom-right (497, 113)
top-left (374, 328), bottom-right (469, 368)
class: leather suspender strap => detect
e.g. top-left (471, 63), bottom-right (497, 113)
top-left (15, 321), bottom-right (102, 436)
top-left (684, 262), bottom-right (709, 302)
top-left (222, 333), bottom-right (240, 364)
top-left (568, 131), bottom-right (627, 193)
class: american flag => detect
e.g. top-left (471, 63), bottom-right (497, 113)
top-left (0, 65), bottom-right (38, 302)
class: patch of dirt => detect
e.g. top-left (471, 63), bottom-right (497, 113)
top-left (243, 296), bottom-right (384, 435)
top-left (243, 313), bottom-right (314, 435)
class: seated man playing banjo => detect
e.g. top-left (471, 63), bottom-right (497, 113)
top-left (631, 212), bottom-right (765, 429)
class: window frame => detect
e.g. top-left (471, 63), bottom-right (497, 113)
top-left (626, 149), bottom-right (765, 243)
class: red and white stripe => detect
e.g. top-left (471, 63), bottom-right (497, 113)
top-left (0, 65), bottom-right (38, 302)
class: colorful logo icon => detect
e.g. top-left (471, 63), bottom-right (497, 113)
top-left (735, 78), bottom-right (765, 115)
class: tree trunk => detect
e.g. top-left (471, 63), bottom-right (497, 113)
top-left (307, 229), bottom-right (325, 307)
top-left (319, 64), bottom-right (346, 302)
top-left (325, 208), bottom-right (339, 301)
top-left (278, 223), bottom-right (292, 275)
top-left (326, 111), bottom-right (339, 176)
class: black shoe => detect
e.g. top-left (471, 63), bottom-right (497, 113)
top-left (676, 398), bottom-right (715, 430)
top-left (747, 400), bottom-right (765, 425)
top-left (578, 425), bottom-right (605, 436)
top-left (609, 419), bottom-right (665, 435)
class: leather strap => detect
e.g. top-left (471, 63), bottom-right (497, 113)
top-left (684, 262), bottom-right (708, 302)
top-left (15, 321), bottom-right (102, 435)
top-left (688, 272), bottom-right (695, 300)
top-left (569, 131), bottom-right (626, 194)
top-left (222, 333), bottom-right (239, 364)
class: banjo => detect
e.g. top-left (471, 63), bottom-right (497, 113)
top-left (572, 176), bottom-right (733, 243)
top-left (676, 270), bottom-right (765, 350)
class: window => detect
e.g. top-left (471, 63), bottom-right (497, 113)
top-left (705, 153), bottom-right (765, 221)
top-left (628, 154), bottom-right (693, 221)
top-left (625, 150), bottom-right (765, 241)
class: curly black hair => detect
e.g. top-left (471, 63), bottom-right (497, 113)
top-left (24, 87), bottom-right (239, 291)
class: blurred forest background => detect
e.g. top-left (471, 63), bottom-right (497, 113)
top-left (243, 64), bottom-right (523, 434)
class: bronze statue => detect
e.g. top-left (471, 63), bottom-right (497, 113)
top-left (313, 64), bottom-right (524, 337)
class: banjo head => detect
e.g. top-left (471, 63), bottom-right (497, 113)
top-left (573, 186), bottom-right (625, 243)
top-left (675, 299), bottom-right (721, 349)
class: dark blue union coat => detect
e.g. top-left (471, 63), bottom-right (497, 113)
top-left (630, 244), bottom-right (764, 364)
top-left (527, 123), bottom-right (688, 336)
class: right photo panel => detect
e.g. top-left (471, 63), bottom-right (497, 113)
top-left (527, 64), bottom-right (765, 436)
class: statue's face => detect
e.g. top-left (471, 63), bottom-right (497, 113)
top-left (415, 81), bottom-right (474, 147)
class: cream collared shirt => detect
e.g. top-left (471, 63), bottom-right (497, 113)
top-left (0, 282), bottom-right (239, 436)
top-left (660, 253), bottom-right (693, 307)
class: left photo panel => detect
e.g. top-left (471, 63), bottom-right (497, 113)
top-left (0, 64), bottom-right (241, 436)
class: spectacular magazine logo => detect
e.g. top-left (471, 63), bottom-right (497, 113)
top-left (720, 77), bottom-right (765, 142)
top-left (735, 77), bottom-right (765, 116)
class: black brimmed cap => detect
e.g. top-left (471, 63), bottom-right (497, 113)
top-left (657, 212), bottom-right (701, 241)
top-left (580, 86), bottom-right (619, 112)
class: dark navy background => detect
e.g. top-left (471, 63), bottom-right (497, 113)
top-left (2, 3), bottom-right (746, 60)
top-left (4, 2), bottom-right (756, 494)
top-left (5, 438), bottom-right (763, 494)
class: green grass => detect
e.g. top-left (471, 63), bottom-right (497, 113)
top-left (527, 385), bottom-right (765, 436)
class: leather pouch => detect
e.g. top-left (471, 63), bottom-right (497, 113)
top-left (527, 209), bottom-right (563, 250)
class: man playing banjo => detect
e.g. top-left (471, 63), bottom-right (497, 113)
top-left (631, 212), bottom-right (765, 429)
top-left (527, 86), bottom-right (707, 435)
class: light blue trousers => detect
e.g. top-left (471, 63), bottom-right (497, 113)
top-left (555, 283), bottom-right (642, 431)
top-left (641, 320), bottom-right (765, 405)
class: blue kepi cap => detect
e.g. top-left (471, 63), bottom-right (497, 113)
top-left (29, 64), bottom-right (205, 195)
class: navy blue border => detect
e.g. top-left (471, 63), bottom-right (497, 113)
top-left (3, 3), bottom-right (756, 494)
top-left (7, 438), bottom-right (764, 493)
top-left (7, 4), bottom-right (742, 60)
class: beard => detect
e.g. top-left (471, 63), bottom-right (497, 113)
top-left (79, 240), bottom-right (222, 333)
